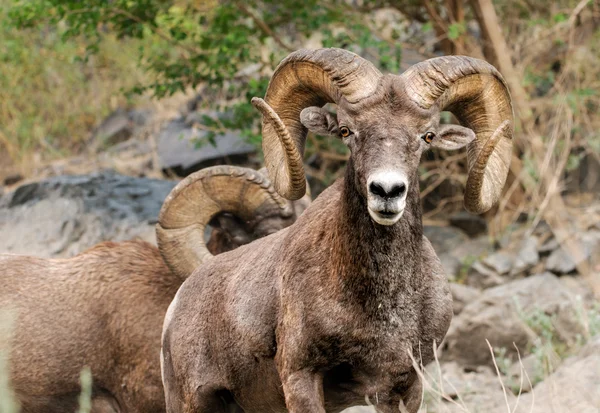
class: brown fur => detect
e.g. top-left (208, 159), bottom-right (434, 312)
top-left (0, 189), bottom-right (309, 413)
top-left (161, 77), bottom-right (460, 413)
top-left (1, 241), bottom-right (178, 413)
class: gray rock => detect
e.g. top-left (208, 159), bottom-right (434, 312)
top-left (538, 236), bottom-right (559, 254)
top-left (450, 235), bottom-right (494, 263)
top-left (438, 253), bottom-right (461, 280)
top-left (512, 236), bottom-right (539, 275)
top-left (90, 108), bottom-right (133, 148)
top-left (545, 232), bottom-right (599, 274)
top-left (423, 226), bottom-right (469, 255)
top-left (443, 273), bottom-right (584, 369)
top-left (421, 361), bottom-right (517, 413)
top-left (467, 261), bottom-right (506, 289)
top-left (449, 283), bottom-right (481, 315)
top-left (157, 116), bottom-right (255, 172)
top-left (507, 354), bottom-right (538, 393)
top-left (448, 211), bottom-right (488, 237)
top-left (483, 251), bottom-right (515, 275)
top-left (511, 337), bottom-right (600, 413)
top-left (0, 171), bottom-right (176, 258)
top-left (546, 247), bottom-right (578, 274)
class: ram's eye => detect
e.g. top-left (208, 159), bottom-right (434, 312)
top-left (422, 131), bottom-right (435, 144)
top-left (339, 126), bottom-right (351, 138)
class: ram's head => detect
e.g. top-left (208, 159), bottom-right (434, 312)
top-left (156, 165), bottom-right (310, 279)
top-left (252, 48), bottom-right (513, 225)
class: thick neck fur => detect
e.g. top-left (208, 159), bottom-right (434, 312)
top-left (330, 161), bottom-right (424, 315)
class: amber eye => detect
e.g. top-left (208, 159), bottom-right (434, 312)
top-left (339, 126), bottom-right (351, 138)
top-left (422, 131), bottom-right (435, 144)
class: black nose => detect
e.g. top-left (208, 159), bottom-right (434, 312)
top-left (369, 181), bottom-right (406, 199)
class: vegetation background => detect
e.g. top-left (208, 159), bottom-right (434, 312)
top-left (0, 1), bottom-right (599, 412)
top-left (1, 0), bottom-right (598, 232)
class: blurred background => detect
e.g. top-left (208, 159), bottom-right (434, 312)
top-left (0, 0), bottom-right (599, 411)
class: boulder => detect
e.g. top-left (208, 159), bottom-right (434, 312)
top-left (438, 253), bottom-right (461, 280)
top-left (482, 251), bottom-right (514, 275)
top-left (157, 116), bottom-right (256, 174)
top-left (448, 211), bottom-right (488, 237)
top-left (449, 283), bottom-right (481, 315)
top-left (511, 236), bottom-right (539, 275)
top-left (545, 230), bottom-right (600, 274)
top-left (511, 337), bottom-right (600, 413)
top-left (421, 361), bottom-right (518, 413)
top-left (423, 226), bottom-right (469, 255)
top-left (0, 171), bottom-right (176, 258)
top-left (90, 108), bottom-right (133, 148)
top-left (443, 273), bottom-right (585, 369)
top-left (466, 261), bottom-right (506, 289)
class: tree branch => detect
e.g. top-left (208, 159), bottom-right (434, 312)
top-left (236, 3), bottom-right (294, 52)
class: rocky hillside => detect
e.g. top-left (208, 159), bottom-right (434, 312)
top-left (0, 172), bottom-right (598, 413)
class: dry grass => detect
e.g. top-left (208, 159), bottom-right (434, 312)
top-left (0, 0), bottom-right (153, 176)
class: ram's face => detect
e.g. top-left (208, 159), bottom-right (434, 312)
top-left (300, 83), bottom-right (475, 226)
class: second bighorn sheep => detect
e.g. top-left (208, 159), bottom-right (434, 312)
top-left (0, 166), bottom-right (308, 413)
top-left (161, 48), bottom-right (513, 413)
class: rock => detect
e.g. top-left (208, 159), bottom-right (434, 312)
top-left (482, 251), bottom-right (515, 275)
top-left (546, 247), bottom-right (578, 274)
top-left (511, 337), bottom-right (600, 413)
top-left (157, 116), bottom-right (256, 174)
top-left (545, 231), bottom-right (600, 274)
top-left (467, 261), bottom-right (506, 289)
top-left (450, 235), bottom-right (494, 263)
top-left (0, 171), bottom-right (176, 258)
top-left (421, 361), bottom-right (517, 413)
top-left (4, 173), bottom-right (23, 186)
top-left (438, 253), bottom-right (461, 280)
top-left (564, 150), bottom-right (600, 194)
top-left (538, 237), bottom-right (559, 254)
top-left (443, 273), bottom-right (584, 369)
top-left (448, 211), bottom-right (488, 237)
top-left (507, 354), bottom-right (539, 393)
top-left (423, 225), bottom-right (469, 255)
top-left (511, 236), bottom-right (539, 275)
top-left (90, 108), bottom-right (133, 148)
top-left (449, 283), bottom-right (481, 315)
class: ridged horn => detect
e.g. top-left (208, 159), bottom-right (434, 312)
top-left (156, 165), bottom-right (292, 280)
top-left (252, 48), bottom-right (382, 200)
top-left (401, 56), bottom-right (514, 214)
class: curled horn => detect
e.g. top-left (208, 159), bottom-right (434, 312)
top-left (401, 56), bottom-right (514, 214)
top-left (252, 48), bottom-right (382, 200)
top-left (156, 165), bottom-right (292, 280)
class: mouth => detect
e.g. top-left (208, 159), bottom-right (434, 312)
top-left (368, 207), bottom-right (404, 226)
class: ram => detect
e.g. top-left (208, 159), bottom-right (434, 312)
top-left (160, 48), bottom-right (513, 413)
top-left (0, 166), bottom-right (309, 413)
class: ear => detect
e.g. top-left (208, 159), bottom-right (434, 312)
top-left (300, 107), bottom-right (339, 136)
top-left (431, 124), bottom-right (476, 150)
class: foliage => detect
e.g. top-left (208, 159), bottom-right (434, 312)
top-left (77, 367), bottom-right (92, 413)
top-left (0, 0), bottom-right (150, 162)
top-left (6, 0), bottom-right (402, 147)
top-left (2, 0), bottom-right (598, 219)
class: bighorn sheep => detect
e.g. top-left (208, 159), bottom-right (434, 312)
top-left (161, 48), bottom-right (513, 413)
top-left (0, 166), bottom-right (309, 413)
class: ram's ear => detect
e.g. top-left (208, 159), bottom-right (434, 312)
top-left (300, 107), bottom-right (339, 136)
top-left (431, 124), bottom-right (476, 150)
